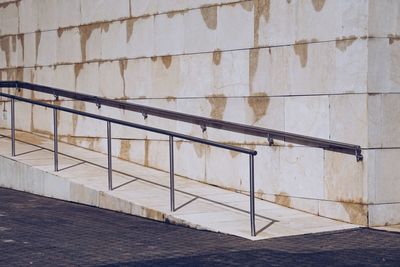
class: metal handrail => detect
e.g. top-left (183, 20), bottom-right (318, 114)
top-left (0, 81), bottom-right (364, 237)
top-left (0, 81), bottom-right (363, 161)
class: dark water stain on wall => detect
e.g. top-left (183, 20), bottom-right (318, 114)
top-left (72, 101), bottom-right (86, 134)
top-left (200, 6), bottom-right (218, 30)
top-left (336, 36), bottom-right (357, 52)
top-left (35, 31), bottom-right (41, 64)
top-left (388, 34), bottom-right (400, 45)
top-left (311, 0), bottom-right (326, 12)
top-left (17, 34), bottom-right (24, 61)
top-left (275, 192), bottom-right (291, 207)
top-left (126, 18), bottom-right (135, 42)
top-left (74, 63), bottom-right (84, 87)
top-left (248, 92), bottom-right (269, 123)
top-left (118, 59), bottom-right (128, 97)
top-left (293, 41), bottom-right (308, 68)
top-left (207, 94), bottom-right (227, 120)
top-left (240, 1), bottom-right (254, 12)
top-left (249, 49), bottom-right (259, 93)
top-left (119, 139), bottom-right (131, 160)
top-left (212, 50), bottom-right (221, 65)
top-left (0, 36), bottom-right (10, 67)
top-left (254, 0), bottom-right (270, 46)
top-left (166, 96), bottom-right (176, 102)
top-left (79, 23), bottom-right (109, 62)
top-left (342, 202), bottom-right (368, 225)
top-left (167, 10), bottom-right (187, 19)
top-left (161, 55), bottom-right (172, 69)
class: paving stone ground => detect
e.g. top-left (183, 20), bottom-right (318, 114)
top-left (0, 188), bottom-right (400, 266)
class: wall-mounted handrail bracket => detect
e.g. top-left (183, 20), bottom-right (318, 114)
top-left (141, 111), bottom-right (148, 119)
top-left (356, 148), bottom-right (363, 162)
top-left (267, 134), bottom-right (274, 146)
top-left (96, 101), bottom-right (101, 109)
top-left (200, 123), bottom-right (207, 133)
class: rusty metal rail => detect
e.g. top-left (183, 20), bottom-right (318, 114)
top-left (0, 80), bottom-right (364, 237)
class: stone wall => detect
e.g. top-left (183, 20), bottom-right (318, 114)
top-left (0, 0), bottom-right (399, 226)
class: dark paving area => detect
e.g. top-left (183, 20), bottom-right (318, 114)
top-left (0, 188), bottom-right (400, 267)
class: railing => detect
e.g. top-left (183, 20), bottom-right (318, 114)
top-left (0, 81), bottom-right (363, 236)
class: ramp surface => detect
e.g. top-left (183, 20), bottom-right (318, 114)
top-left (0, 129), bottom-right (358, 240)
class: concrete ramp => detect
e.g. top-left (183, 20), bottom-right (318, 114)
top-left (0, 130), bottom-right (358, 240)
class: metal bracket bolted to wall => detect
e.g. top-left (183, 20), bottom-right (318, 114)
top-left (200, 123), bottom-right (207, 133)
top-left (355, 148), bottom-right (363, 162)
top-left (267, 134), bottom-right (274, 146)
top-left (141, 111), bottom-right (148, 119)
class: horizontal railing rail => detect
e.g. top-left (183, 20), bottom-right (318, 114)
top-left (0, 81), bottom-right (363, 161)
top-left (0, 80), bottom-right (364, 237)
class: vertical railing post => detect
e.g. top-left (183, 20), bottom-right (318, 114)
top-left (107, 121), bottom-right (112, 190)
top-left (249, 154), bottom-right (256, 237)
top-left (169, 135), bottom-right (175, 212)
top-left (11, 98), bottom-right (15, 157)
top-left (53, 108), bottom-right (58, 171)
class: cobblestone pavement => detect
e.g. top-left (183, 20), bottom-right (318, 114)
top-left (0, 188), bottom-right (400, 266)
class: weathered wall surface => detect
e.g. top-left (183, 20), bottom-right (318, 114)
top-left (0, 0), bottom-right (399, 226)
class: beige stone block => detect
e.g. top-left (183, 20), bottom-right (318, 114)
top-left (279, 147), bottom-right (324, 199)
top-left (34, 66), bottom-right (57, 99)
top-left (213, 50), bottom-right (249, 97)
top-left (255, 0), bottom-right (295, 47)
top-left (146, 140), bottom-right (169, 171)
top-left (57, 0), bottom-right (81, 28)
top-left (174, 140), bottom-right (206, 182)
top-left (80, 0), bottom-right (130, 25)
top-left (75, 62), bottom-right (100, 95)
top-left (125, 16), bottom-right (154, 58)
top-left (374, 149), bottom-right (400, 203)
top-left (154, 13), bottom-right (184, 55)
top-left (23, 33), bottom-right (37, 67)
top-left (101, 21), bottom-right (127, 60)
top-left (53, 65), bottom-right (75, 93)
top-left (70, 182), bottom-right (99, 206)
top-left (295, 0), bottom-right (367, 42)
top-left (179, 53), bottom-right (214, 97)
top-left (184, 7), bottom-right (217, 54)
top-left (249, 47), bottom-right (290, 96)
top-left (324, 151), bottom-right (367, 203)
top-left (99, 61), bottom-right (125, 98)
top-left (0, 2), bottom-right (19, 35)
top-left (151, 55), bottom-right (181, 97)
top-left (368, 0), bottom-right (400, 37)
top-left (31, 105), bottom-right (53, 135)
top-left (285, 96), bottom-right (329, 139)
top-left (334, 38), bottom-right (368, 94)
top-left (18, 0), bottom-right (38, 33)
top-left (37, 0), bottom-right (59, 31)
top-left (217, 2), bottom-right (253, 50)
top-left (368, 38), bottom-right (391, 93)
top-left (124, 58), bottom-right (152, 98)
top-left (36, 31), bottom-right (57, 66)
top-left (205, 145), bottom-right (248, 191)
top-left (369, 203), bottom-right (400, 226)
top-left (57, 27), bottom-right (81, 64)
top-left (319, 200), bottom-right (368, 225)
top-left (15, 101), bottom-right (32, 132)
top-left (381, 94), bottom-right (400, 147)
top-left (329, 94), bottom-right (368, 147)
top-left (254, 145), bottom-right (280, 196)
